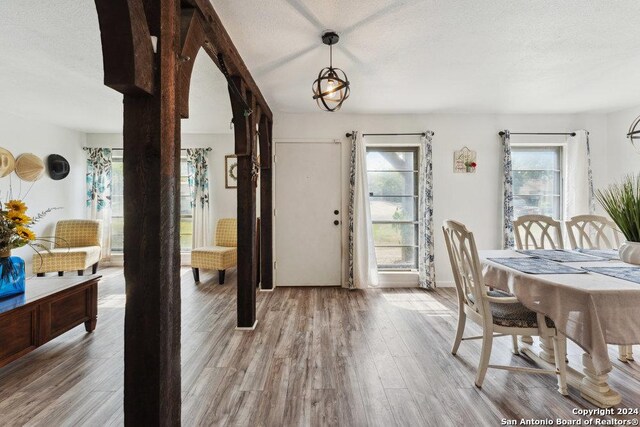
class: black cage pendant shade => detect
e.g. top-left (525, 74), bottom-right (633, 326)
top-left (627, 114), bottom-right (640, 152)
top-left (312, 31), bottom-right (350, 112)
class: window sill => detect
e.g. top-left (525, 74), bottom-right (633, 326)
top-left (376, 270), bottom-right (418, 287)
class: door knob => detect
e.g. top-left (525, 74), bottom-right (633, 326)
top-left (334, 220), bottom-right (340, 226)
top-left (334, 210), bottom-right (339, 215)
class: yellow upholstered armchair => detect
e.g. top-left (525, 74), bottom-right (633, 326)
top-left (191, 218), bottom-right (237, 284)
top-left (33, 219), bottom-right (102, 277)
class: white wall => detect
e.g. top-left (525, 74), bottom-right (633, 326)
top-left (85, 133), bottom-right (238, 243)
top-left (606, 106), bottom-right (640, 182)
top-left (273, 112), bottom-right (609, 286)
top-left (0, 112), bottom-right (86, 273)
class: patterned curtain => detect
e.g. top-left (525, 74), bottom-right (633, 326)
top-left (418, 131), bottom-right (436, 289)
top-left (347, 133), bottom-right (356, 289)
top-left (186, 148), bottom-right (211, 249)
top-left (501, 131), bottom-right (515, 249)
top-left (347, 132), bottom-right (378, 289)
top-left (84, 147), bottom-right (112, 257)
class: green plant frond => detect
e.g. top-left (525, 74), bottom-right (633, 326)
top-left (596, 174), bottom-right (640, 242)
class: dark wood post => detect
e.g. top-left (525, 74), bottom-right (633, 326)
top-left (229, 77), bottom-right (257, 328)
top-left (259, 116), bottom-right (273, 290)
top-left (122, 0), bottom-right (182, 424)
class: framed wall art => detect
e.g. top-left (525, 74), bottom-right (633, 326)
top-left (453, 146), bottom-right (477, 173)
top-left (225, 155), bottom-right (238, 188)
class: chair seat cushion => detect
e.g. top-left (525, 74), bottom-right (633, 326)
top-left (191, 246), bottom-right (237, 270)
top-left (469, 290), bottom-right (555, 329)
top-left (32, 246), bottom-right (101, 273)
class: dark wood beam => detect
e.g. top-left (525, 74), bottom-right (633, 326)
top-left (182, 0), bottom-right (272, 121)
top-left (259, 116), bottom-right (273, 290)
top-left (178, 8), bottom-right (206, 118)
top-left (229, 77), bottom-right (257, 328)
top-left (120, 0), bottom-right (182, 424)
top-left (94, 0), bottom-right (154, 95)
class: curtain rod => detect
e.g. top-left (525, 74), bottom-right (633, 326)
top-left (103, 147), bottom-right (212, 151)
top-left (344, 132), bottom-right (432, 138)
top-left (498, 131), bottom-right (577, 137)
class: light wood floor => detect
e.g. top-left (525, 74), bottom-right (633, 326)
top-left (0, 267), bottom-right (639, 426)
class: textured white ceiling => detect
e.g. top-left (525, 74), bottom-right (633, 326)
top-left (1, 1), bottom-right (640, 133)
top-left (0, 1), bottom-right (232, 133)
top-left (215, 0), bottom-right (640, 115)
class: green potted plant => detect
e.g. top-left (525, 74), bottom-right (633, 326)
top-left (596, 174), bottom-right (640, 265)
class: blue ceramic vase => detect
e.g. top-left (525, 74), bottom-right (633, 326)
top-left (0, 255), bottom-right (26, 299)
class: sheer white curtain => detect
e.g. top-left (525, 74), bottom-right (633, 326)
top-left (565, 130), bottom-right (595, 219)
top-left (186, 148), bottom-right (212, 249)
top-left (347, 131), bottom-right (378, 289)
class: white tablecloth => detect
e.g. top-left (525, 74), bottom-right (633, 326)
top-left (479, 250), bottom-right (640, 375)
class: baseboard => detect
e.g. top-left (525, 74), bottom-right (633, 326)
top-left (235, 320), bottom-right (258, 331)
top-left (436, 281), bottom-right (455, 288)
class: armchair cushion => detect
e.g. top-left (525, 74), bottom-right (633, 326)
top-left (191, 246), bottom-right (237, 271)
top-left (33, 246), bottom-right (101, 273)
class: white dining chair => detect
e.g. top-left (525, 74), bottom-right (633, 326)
top-left (566, 214), bottom-right (632, 362)
top-left (514, 215), bottom-right (564, 250)
top-left (443, 220), bottom-right (568, 394)
top-left (565, 214), bottom-right (622, 250)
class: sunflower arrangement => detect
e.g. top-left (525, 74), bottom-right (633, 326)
top-left (0, 199), bottom-right (37, 254)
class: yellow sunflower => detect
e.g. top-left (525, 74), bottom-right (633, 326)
top-left (6, 210), bottom-right (31, 225)
top-left (15, 226), bottom-right (36, 241)
top-left (5, 200), bottom-right (27, 213)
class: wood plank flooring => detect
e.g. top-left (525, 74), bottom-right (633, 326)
top-left (0, 267), bottom-right (638, 426)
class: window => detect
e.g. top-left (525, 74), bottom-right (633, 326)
top-left (110, 151), bottom-right (193, 252)
top-left (366, 147), bottom-right (419, 270)
top-left (511, 146), bottom-right (563, 220)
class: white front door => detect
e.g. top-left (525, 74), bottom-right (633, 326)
top-left (274, 141), bottom-right (342, 286)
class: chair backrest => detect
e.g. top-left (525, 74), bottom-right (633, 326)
top-left (565, 214), bottom-right (622, 250)
top-left (442, 220), bottom-right (488, 316)
top-left (54, 220), bottom-right (102, 248)
top-left (215, 218), bottom-right (237, 247)
top-left (513, 215), bottom-right (564, 250)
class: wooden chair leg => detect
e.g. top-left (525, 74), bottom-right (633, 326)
top-left (451, 309), bottom-right (466, 355)
top-left (553, 333), bottom-right (569, 395)
top-left (218, 269), bottom-right (225, 285)
top-left (192, 268), bottom-right (200, 282)
top-left (78, 270), bottom-right (84, 276)
top-left (58, 271), bottom-right (64, 277)
top-left (511, 335), bottom-right (519, 355)
top-left (37, 273), bottom-right (45, 277)
top-left (92, 262), bottom-right (99, 274)
top-left (475, 327), bottom-right (494, 388)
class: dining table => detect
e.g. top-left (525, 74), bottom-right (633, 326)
top-left (479, 249), bottom-right (640, 408)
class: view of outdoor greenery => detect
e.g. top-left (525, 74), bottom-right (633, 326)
top-left (111, 154), bottom-right (193, 252)
top-left (367, 148), bottom-right (418, 270)
top-left (512, 146), bottom-right (562, 219)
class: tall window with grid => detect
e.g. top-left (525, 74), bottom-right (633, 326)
top-left (111, 151), bottom-right (193, 252)
top-left (511, 145), bottom-right (563, 220)
top-left (366, 147), bottom-right (419, 270)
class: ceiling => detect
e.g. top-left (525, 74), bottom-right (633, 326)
top-left (1, 1), bottom-right (639, 133)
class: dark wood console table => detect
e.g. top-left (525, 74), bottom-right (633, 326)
top-left (0, 275), bottom-right (101, 369)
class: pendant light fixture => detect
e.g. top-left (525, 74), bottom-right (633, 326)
top-left (627, 114), bottom-right (640, 152)
top-left (312, 31), bottom-right (350, 112)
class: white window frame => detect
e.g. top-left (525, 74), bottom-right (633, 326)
top-left (511, 142), bottom-right (566, 221)
top-left (366, 144), bottom-right (420, 271)
top-left (110, 150), bottom-right (194, 253)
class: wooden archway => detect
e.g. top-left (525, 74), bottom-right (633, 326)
top-left (93, 0), bottom-right (273, 424)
